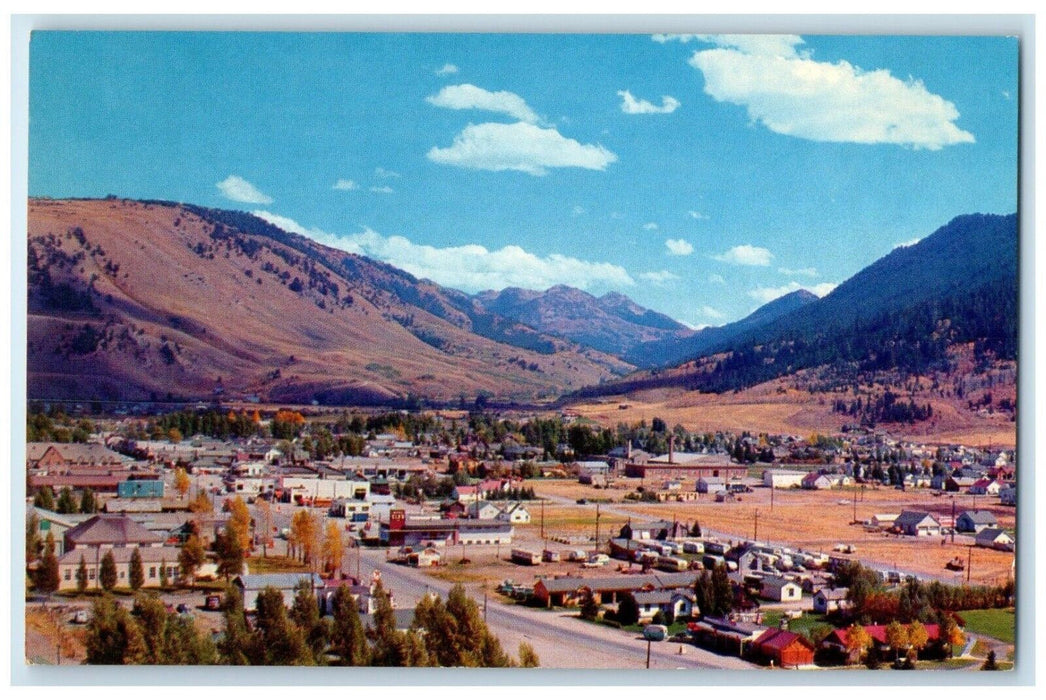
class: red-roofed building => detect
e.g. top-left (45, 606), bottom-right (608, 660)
top-left (823, 623), bottom-right (941, 662)
top-left (751, 627), bottom-right (815, 667)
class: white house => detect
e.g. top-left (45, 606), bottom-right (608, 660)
top-left (762, 470), bottom-right (806, 489)
top-left (812, 587), bottom-right (850, 614)
top-left (633, 588), bottom-right (697, 622)
top-left (760, 575), bottom-right (803, 602)
top-left (497, 503), bottom-right (531, 524)
top-left (974, 528), bottom-right (1015, 552)
top-left (467, 501), bottom-right (502, 520)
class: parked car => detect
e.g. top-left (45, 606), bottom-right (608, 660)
top-left (643, 624), bottom-right (668, 641)
top-left (71, 609), bottom-right (88, 624)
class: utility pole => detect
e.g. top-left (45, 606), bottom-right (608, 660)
top-left (753, 509), bottom-right (759, 542)
top-left (853, 487), bottom-right (857, 524)
top-left (770, 482), bottom-right (774, 511)
top-left (951, 496), bottom-right (956, 544)
top-left (540, 499), bottom-right (545, 539)
top-left (967, 545), bottom-right (972, 584)
top-left (594, 503), bottom-right (601, 555)
top-left (646, 639), bottom-right (652, 669)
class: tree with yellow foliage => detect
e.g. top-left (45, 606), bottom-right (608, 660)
top-left (228, 496), bottom-right (252, 552)
top-left (174, 467), bottom-right (191, 499)
top-left (289, 509), bottom-right (320, 566)
top-left (188, 491), bottom-right (212, 514)
top-left (844, 623), bottom-right (872, 664)
top-left (323, 520), bottom-right (345, 574)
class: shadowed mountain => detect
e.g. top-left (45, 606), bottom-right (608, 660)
top-left (473, 284), bottom-right (689, 358)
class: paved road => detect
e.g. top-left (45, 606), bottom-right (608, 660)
top-left (351, 546), bottom-right (756, 670)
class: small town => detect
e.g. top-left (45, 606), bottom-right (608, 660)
top-left (24, 404), bottom-right (1016, 670)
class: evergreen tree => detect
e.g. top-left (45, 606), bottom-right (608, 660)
top-left (56, 487), bottom-right (77, 514)
top-left (517, 641), bottom-right (540, 668)
top-left (218, 586), bottom-right (251, 665)
top-left (290, 580), bottom-right (328, 664)
top-left (579, 588), bottom-right (600, 621)
top-left (368, 580), bottom-right (408, 666)
top-left (982, 649), bottom-right (999, 670)
top-left (329, 584), bottom-right (370, 666)
top-left (693, 570), bottom-right (712, 619)
top-left (616, 592), bottom-right (640, 627)
top-left (159, 558), bottom-right (169, 589)
top-left (80, 488), bottom-right (98, 514)
top-left (76, 554), bottom-right (88, 593)
top-left (100, 550), bottom-right (118, 591)
top-left (247, 586), bottom-right (311, 665)
top-left (33, 486), bottom-right (55, 511)
top-left (710, 563), bottom-right (733, 617)
top-left (129, 548), bottom-right (145, 591)
top-left (35, 531), bottom-right (61, 596)
top-left (132, 593), bottom-right (170, 664)
top-left (84, 595), bottom-right (148, 664)
top-left (25, 513), bottom-right (42, 564)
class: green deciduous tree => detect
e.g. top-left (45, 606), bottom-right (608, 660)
top-left (579, 588), bottom-right (600, 621)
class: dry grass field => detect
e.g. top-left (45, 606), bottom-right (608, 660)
top-left (567, 371), bottom-right (1016, 450)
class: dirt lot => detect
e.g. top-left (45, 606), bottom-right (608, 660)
top-left (473, 479), bottom-right (1018, 588)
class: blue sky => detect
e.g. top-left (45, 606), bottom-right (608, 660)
top-left (29, 31), bottom-right (1018, 328)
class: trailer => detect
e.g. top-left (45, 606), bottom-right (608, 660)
top-left (511, 548), bottom-right (541, 566)
top-left (656, 555), bottom-right (689, 572)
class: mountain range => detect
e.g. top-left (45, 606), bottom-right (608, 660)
top-left (26, 198), bottom-right (1018, 407)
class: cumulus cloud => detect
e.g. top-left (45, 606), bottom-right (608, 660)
top-left (617, 90), bottom-right (680, 114)
top-left (688, 37), bottom-right (975, 149)
top-left (665, 238), bottom-right (694, 256)
top-left (651, 34), bottom-right (700, 44)
top-left (216, 175), bottom-right (273, 204)
top-left (426, 83), bottom-right (540, 123)
top-left (714, 244), bottom-right (773, 266)
top-left (749, 281), bottom-right (837, 304)
top-left (643, 222), bottom-right (659, 231)
top-left (332, 179), bottom-right (358, 191)
top-left (252, 211), bottom-right (634, 293)
top-left (639, 270), bottom-right (680, 284)
top-left (369, 185), bottom-right (395, 194)
top-left (435, 63), bottom-right (459, 76)
top-left (427, 121), bottom-right (617, 176)
top-left (778, 266), bottom-right (818, 277)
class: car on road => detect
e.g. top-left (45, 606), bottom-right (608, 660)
top-left (176, 603), bottom-right (191, 615)
top-left (576, 498), bottom-right (588, 505)
top-left (643, 624), bottom-right (668, 641)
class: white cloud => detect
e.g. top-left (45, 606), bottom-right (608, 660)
top-left (369, 185), bottom-right (395, 194)
top-left (748, 280), bottom-right (837, 305)
top-left (778, 266), bottom-right (818, 277)
top-left (688, 210), bottom-right (709, 220)
top-left (216, 175), bottom-right (273, 204)
top-left (714, 244), bottom-right (773, 266)
top-left (435, 63), bottom-right (459, 76)
top-left (332, 179), bottom-right (358, 191)
top-left (688, 39), bottom-right (975, 149)
top-left (639, 270), bottom-right (679, 284)
top-left (427, 121), bottom-right (617, 176)
top-left (692, 34), bottom-right (805, 58)
top-left (700, 305), bottom-right (725, 319)
top-left (893, 237), bottom-right (923, 249)
top-left (708, 273), bottom-right (726, 284)
top-left (374, 167), bottom-right (401, 179)
top-left (643, 222), bottom-right (658, 231)
top-left (252, 211), bottom-right (634, 293)
top-left (665, 238), bottom-right (694, 256)
top-left (651, 34), bottom-right (700, 44)
top-left (617, 90), bottom-right (680, 115)
top-left (426, 83), bottom-right (540, 123)
top-left (572, 206), bottom-right (586, 216)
